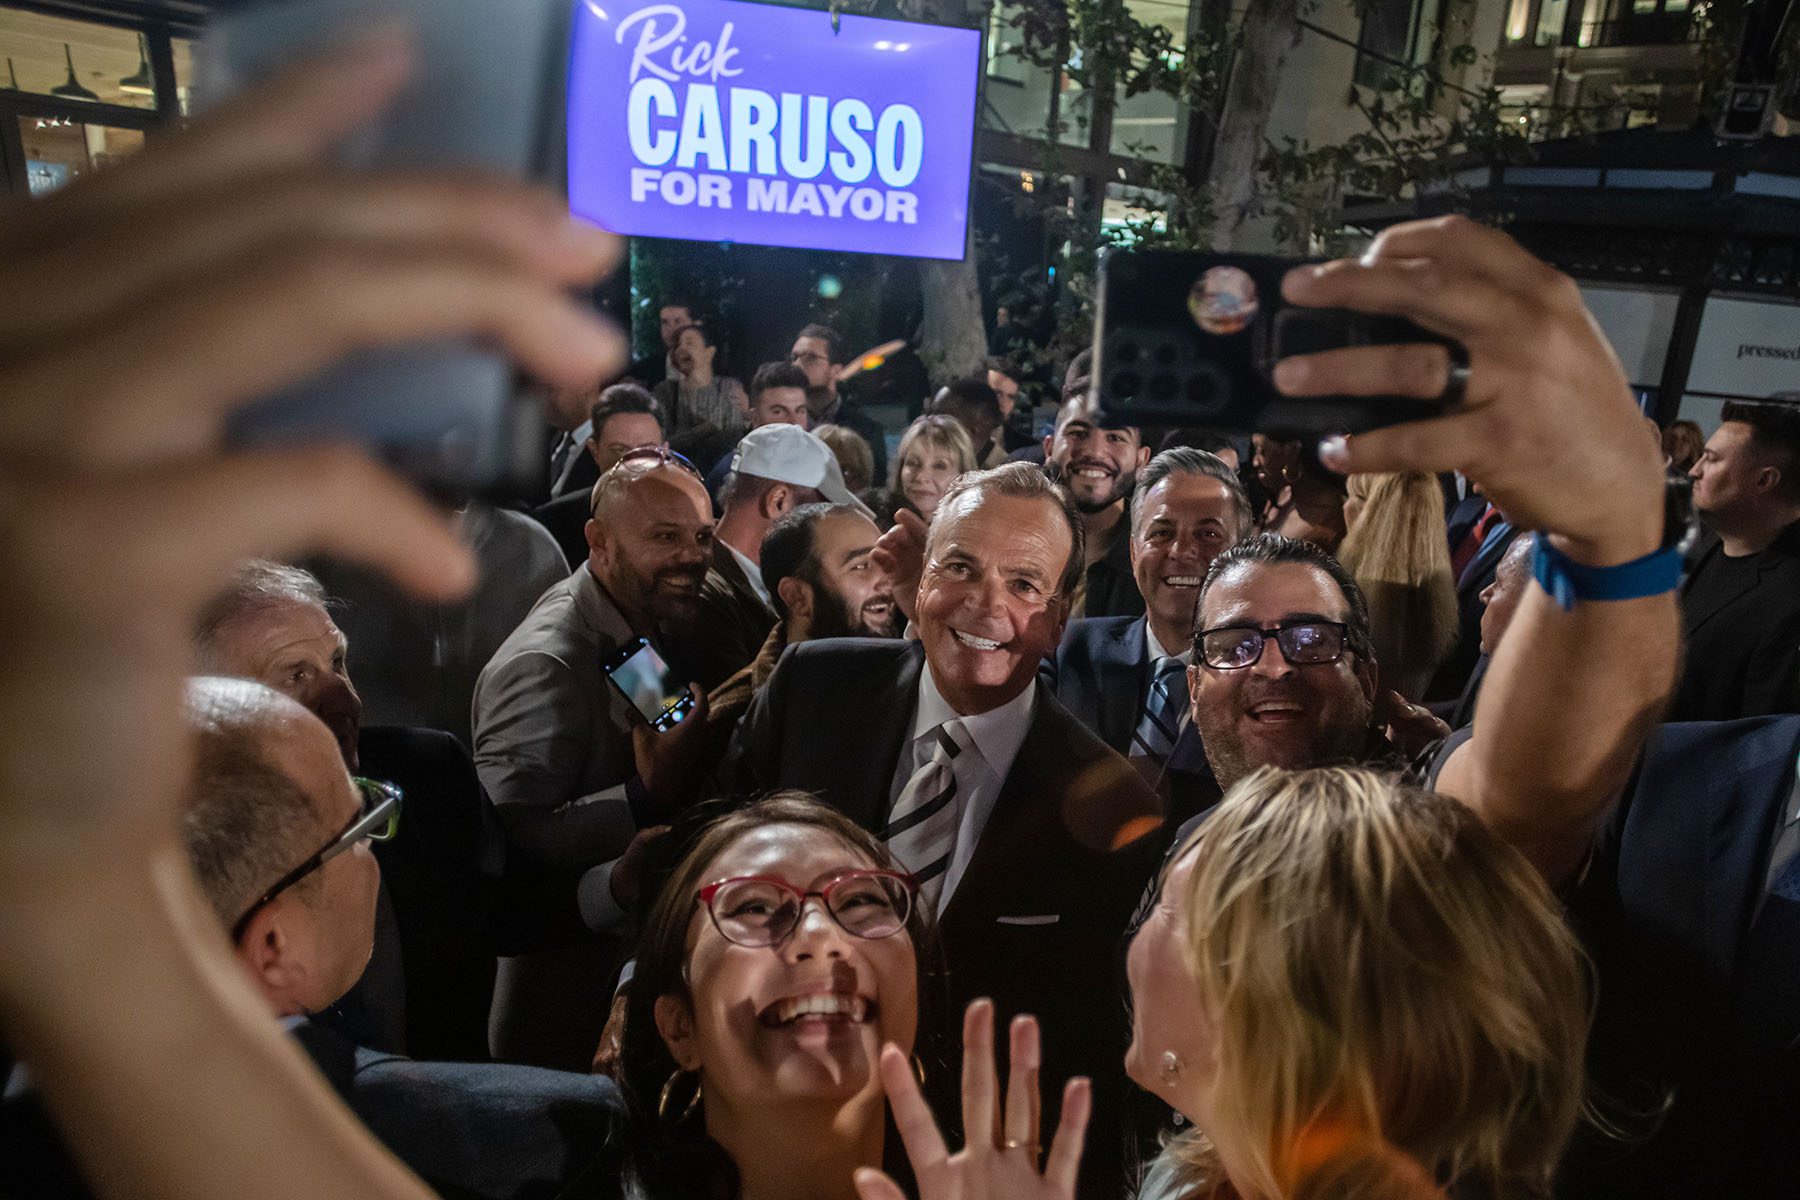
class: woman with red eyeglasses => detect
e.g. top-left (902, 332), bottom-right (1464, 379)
top-left (561, 791), bottom-right (952, 1200)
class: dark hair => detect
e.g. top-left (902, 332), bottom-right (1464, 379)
top-left (673, 321), bottom-right (717, 349)
top-left (1194, 533), bottom-right (1375, 664)
top-left (984, 357), bottom-right (1020, 383)
top-left (751, 361), bottom-right (811, 401)
top-left (1158, 427), bottom-right (1237, 458)
top-left (930, 462), bottom-right (1086, 602)
top-left (930, 378), bottom-right (1002, 426)
top-left (1723, 400), bottom-right (1800, 503)
top-left (616, 793), bottom-right (946, 1199)
top-left (1131, 447), bottom-right (1254, 540)
top-left (759, 502), bottom-right (864, 619)
top-left (591, 382), bottom-right (667, 440)
top-left (658, 297), bottom-right (698, 319)
top-left (795, 323), bottom-right (845, 365)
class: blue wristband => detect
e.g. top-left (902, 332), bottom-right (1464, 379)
top-left (1531, 538), bottom-right (1683, 612)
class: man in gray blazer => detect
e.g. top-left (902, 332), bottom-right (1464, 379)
top-left (472, 452), bottom-right (717, 876)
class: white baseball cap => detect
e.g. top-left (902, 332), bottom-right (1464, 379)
top-left (728, 424), bottom-right (872, 515)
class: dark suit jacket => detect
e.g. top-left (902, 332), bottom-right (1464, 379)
top-left (1670, 522), bottom-right (1800, 721)
top-left (1431, 717), bottom-right (1800, 1199)
top-left (729, 639), bottom-right (1168, 1200)
top-left (1423, 521), bottom-right (1518, 703)
top-left (0, 1019), bottom-right (621, 1200)
top-left (534, 489), bottom-right (592, 575)
top-left (1045, 615), bottom-right (1220, 825)
top-left (684, 539), bottom-right (778, 691)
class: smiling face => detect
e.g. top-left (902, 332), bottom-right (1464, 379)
top-left (1125, 843), bottom-right (1220, 1126)
top-left (917, 492), bottom-right (1071, 715)
top-left (587, 467), bottom-right (715, 628)
top-left (1131, 473), bottom-right (1242, 648)
top-left (672, 326), bottom-right (714, 377)
top-left (806, 510), bottom-right (897, 639)
top-left (899, 440), bottom-right (964, 520)
top-left (207, 599), bottom-right (363, 769)
top-left (656, 822), bottom-right (919, 1113)
top-left (1046, 417), bottom-right (1148, 513)
top-left (1190, 561), bottom-right (1376, 790)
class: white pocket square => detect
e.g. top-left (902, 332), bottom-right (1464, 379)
top-left (995, 914), bottom-right (1059, 926)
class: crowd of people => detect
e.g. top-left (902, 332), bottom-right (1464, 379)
top-left (5, 31), bottom-right (1800, 1200)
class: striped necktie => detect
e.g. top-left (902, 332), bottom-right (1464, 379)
top-left (883, 721), bottom-right (969, 910)
top-left (1131, 656), bottom-right (1188, 763)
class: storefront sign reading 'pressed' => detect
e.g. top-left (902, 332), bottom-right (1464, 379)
top-left (567, 0), bottom-right (980, 258)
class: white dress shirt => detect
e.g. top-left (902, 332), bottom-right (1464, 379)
top-left (550, 418), bottom-right (595, 496)
top-left (887, 665), bottom-right (1036, 912)
top-left (726, 541), bottom-right (772, 608)
top-left (1144, 622), bottom-right (1192, 668)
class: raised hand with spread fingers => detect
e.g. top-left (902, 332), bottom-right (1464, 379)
top-left (854, 999), bottom-right (1090, 1200)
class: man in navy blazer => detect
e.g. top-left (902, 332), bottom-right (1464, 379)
top-left (728, 463), bottom-right (1165, 1200)
top-left (1046, 447), bottom-right (1253, 823)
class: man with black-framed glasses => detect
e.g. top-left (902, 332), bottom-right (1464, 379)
top-left (1187, 534), bottom-right (1402, 794)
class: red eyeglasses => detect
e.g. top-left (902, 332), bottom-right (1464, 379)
top-left (696, 870), bottom-right (917, 948)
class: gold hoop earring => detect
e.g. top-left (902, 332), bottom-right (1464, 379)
top-left (658, 1069), bottom-right (703, 1122)
top-left (912, 1054), bottom-right (928, 1086)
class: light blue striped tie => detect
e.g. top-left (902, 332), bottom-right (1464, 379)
top-left (1131, 656), bottom-right (1188, 763)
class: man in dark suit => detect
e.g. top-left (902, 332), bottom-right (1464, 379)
top-left (791, 322), bottom-right (889, 482)
top-left (689, 424), bottom-right (868, 688)
top-left (535, 384), bottom-right (669, 570)
top-left (1673, 400), bottom-right (1800, 721)
top-left (1046, 447), bottom-right (1253, 823)
top-left (1426, 714), bottom-right (1800, 1199)
top-left (729, 462), bottom-right (1166, 1200)
top-left (194, 561), bottom-right (583, 1062)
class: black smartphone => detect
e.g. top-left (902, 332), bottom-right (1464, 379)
top-left (1092, 249), bottom-right (1463, 435)
top-left (601, 637), bottom-right (696, 732)
top-left (197, 0), bottom-right (574, 498)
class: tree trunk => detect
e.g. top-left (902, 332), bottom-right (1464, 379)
top-left (917, 245), bottom-right (989, 383)
top-left (903, 0), bottom-right (988, 382)
top-left (1205, 0), bottom-right (1302, 251)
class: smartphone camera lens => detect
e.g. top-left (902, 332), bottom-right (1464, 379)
top-left (1189, 266), bottom-right (1259, 336)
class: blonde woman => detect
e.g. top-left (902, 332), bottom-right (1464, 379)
top-left (860, 766), bottom-right (1591, 1200)
top-left (1338, 472), bottom-right (1459, 701)
top-left (884, 413), bottom-right (978, 525)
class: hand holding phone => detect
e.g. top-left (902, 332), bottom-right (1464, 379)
top-left (1092, 249), bottom-right (1462, 435)
top-left (602, 638), bottom-right (696, 731)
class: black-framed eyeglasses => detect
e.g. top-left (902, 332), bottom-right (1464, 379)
top-left (696, 870), bottom-right (916, 948)
top-left (1195, 620), bottom-right (1350, 671)
top-left (230, 778), bottom-right (402, 943)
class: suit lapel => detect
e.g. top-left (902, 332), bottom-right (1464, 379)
top-left (940, 684), bottom-right (1056, 929)
top-left (1096, 617), bottom-right (1151, 751)
top-left (1457, 523), bottom-right (1515, 596)
top-left (712, 540), bottom-right (774, 619)
top-left (840, 643), bottom-right (924, 832)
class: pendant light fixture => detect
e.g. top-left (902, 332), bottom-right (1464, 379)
top-left (119, 34), bottom-right (154, 95)
top-left (50, 44), bottom-right (99, 102)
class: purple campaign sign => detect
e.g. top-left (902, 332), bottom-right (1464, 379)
top-left (567, 0), bottom-right (980, 259)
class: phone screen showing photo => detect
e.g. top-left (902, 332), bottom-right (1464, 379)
top-left (606, 641), bottom-right (689, 728)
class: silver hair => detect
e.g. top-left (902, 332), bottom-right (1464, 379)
top-left (1130, 447), bottom-right (1253, 541)
top-left (928, 461), bottom-right (1086, 601)
top-left (194, 560), bottom-right (329, 669)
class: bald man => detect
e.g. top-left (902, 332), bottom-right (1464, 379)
top-left (473, 455), bottom-right (718, 871)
